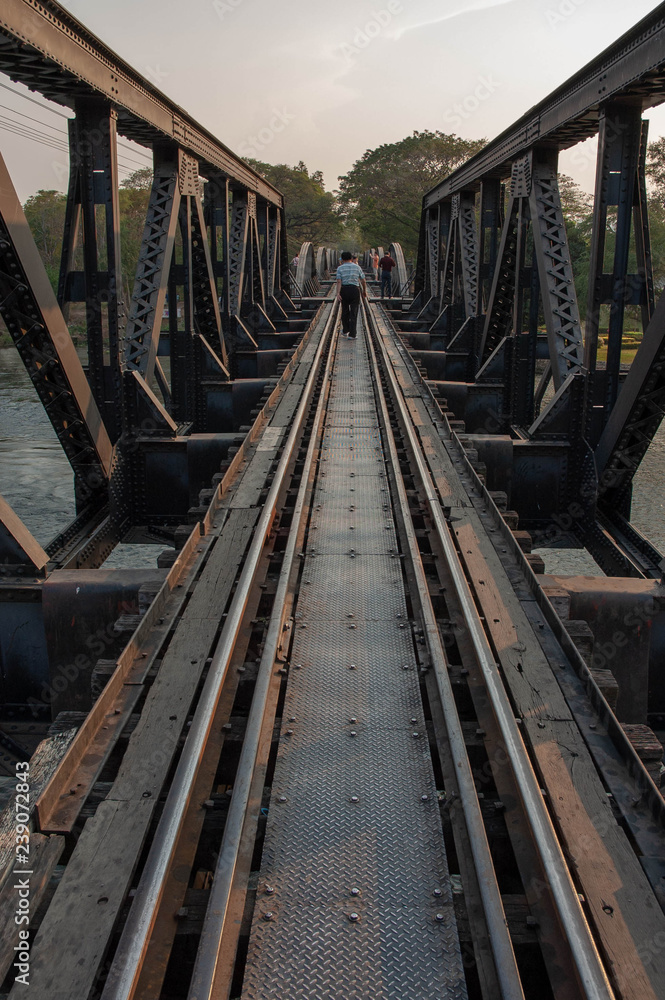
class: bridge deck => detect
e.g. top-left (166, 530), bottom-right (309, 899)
top-left (241, 324), bottom-right (466, 998)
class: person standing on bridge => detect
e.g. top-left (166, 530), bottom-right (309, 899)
top-left (371, 250), bottom-right (380, 280)
top-left (335, 251), bottom-right (367, 340)
top-left (379, 250), bottom-right (397, 299)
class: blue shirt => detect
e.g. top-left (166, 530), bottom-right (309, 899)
top-left (336, 262), bottom-right (365, 286)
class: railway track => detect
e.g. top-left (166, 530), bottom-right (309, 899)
top-left (2, 291), bottom-right (665, 1000)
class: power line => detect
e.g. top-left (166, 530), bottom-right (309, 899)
top-left (0, 79), bottom-right (71, 118)
top-left (0, 79), bottom-right (153, 168)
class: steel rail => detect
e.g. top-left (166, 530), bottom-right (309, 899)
top-left (367, 302), bottom-right (616, 1000)
top-left (101, 299), bottom-right (338, 1000)
top-left (186, 305), bottom-right (341, 1000)
top-left (362, 302), bottom-right (525, 1000)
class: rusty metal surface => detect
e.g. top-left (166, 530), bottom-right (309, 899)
top-left (241, 329), bottom-right (466, 999)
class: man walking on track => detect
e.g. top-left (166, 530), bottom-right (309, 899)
top-left (335, 251), bottom-right (367, 340)
top-left (379, 250), bottom-right (397, 299)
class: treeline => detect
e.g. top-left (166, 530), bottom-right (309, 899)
top-left (21, 129), bottom-right (665, 326)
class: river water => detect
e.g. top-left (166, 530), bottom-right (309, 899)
top-left (1, 346), bottom-right (664, 572)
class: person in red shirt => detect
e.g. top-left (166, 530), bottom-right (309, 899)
top-left (379, 252), bottom-right (396, 299)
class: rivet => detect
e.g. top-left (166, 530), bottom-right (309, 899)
top-left (263, 911), bottom-right (274, 921)
top-left (402, 664), bottom-right (411, 671)
top-left (265, 885), bottom-right (274, 895)
top-left (421, 794), bottom-right (429, 802)
top-left (350, 796), bottom-right (359, 803)
top-left (412, 732), bottom-right (420, 739)
top-left (285, 729), bottom-right (294, 736)
top-left (289, 716), bottom-right (296, 722)
top-left (348, 912), bottom-right (360, 922)
top-left (349, 663), bottom-right (356, 670)
top-left (349, 717), bottom-right (357, 724)
top-left (435, 912), bottom-right (445, 922)
top-left (350, 887), bottom-right (361, 896)
top-left (278, 795), bottom-right (287, 803)
top-left (349, 624), bottom-right (356, 630)
top-left (433, 888), bottom-right (442, 897)
top-left (410, 717), bottom-right (418, 724)
top-left (350, 731), bottom-right (357, 738)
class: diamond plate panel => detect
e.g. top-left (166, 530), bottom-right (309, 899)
top-left (242, 332), bottom-right (466, 1000)
top-left (294, 553), bottom-right (406, 620)
top-left (285, 619), bottom-right (421, 725)
top-left (307, 504), bottom-right (397, 553)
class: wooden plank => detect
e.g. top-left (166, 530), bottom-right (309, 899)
top-left (111, 507), bottom-right (259, 801)
top-left (10, 801), bottom-right (153, 1000)
top-left (0, 833), bottom-right (64, 982)
top-left (0, 728), bottom-right (78, 891)
top-left (454, 518), bottom-right (665, 999)
top-left (18, 507), bottom-right (261, 999)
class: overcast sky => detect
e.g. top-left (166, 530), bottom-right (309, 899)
top-left (1, 0), bottom-right (665, 201)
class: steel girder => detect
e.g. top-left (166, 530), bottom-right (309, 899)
top-left (423, 4), bottom-right (665, 210)
top-left (123, 148), bottom-right (183, 387)
top-left (584, 103), bottom-right (645, 424)
top-left (0, 0), bottom-right (283, 208)
top-left (0, 150), bottom-right (112, 500)
top-left (529, 152), bottom-right (585, 392)
top-left (57, 99), bottom-right (124, 435)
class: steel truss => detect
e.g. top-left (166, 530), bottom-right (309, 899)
top-left (409, 3), bottom-right (665, 576)
top-left (0, 0), bottom-right (296, 573)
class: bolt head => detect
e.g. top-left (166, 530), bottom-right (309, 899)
top-left (435, 912), bottom-right (445, 922)
top-left (265, 885), bottom-right (274, 895)
top-left (350, 796), bottom-right (359, 803)
top-left (350, 888), bottom-right (360, 896)
top-left (263, 911), bottom-right (274, 921)
top-left (348, 912), bottom-right (360, 922)
top-left (421, 794), bottom-right (429, 802)
top-left (278, 795), bottom-right (287, 803)
top-left (433, 888), bottom-right (442, 897)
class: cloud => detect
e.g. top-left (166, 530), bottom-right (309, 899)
top-left (391, 0), bottom-right (519, 40)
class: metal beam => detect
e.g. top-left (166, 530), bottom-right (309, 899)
top-left (423, 2), bottom-right (665, 208)
top-left (0, 0), bottom-right (283, 207)
top-left (123, 147), bottom-right (182, 386)
top-left (0, 149), bottom-right (112, 495)
top-left (529, 152), bottom-right (584, 391)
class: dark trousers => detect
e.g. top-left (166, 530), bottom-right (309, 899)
top-left (340, 284), bottom-right (360, 335)
top-left (380, 271), bottom-right (392, 298)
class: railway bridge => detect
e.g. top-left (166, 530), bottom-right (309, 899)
top-left (1, 2), bottom-right (665, 998)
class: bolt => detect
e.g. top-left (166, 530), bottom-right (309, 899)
top-left (263, 911), bottom-right (274, 921)
top-left (350, 796), bottom-right (359, 803)
top-left (265, 885), bottom-right (274, 895)
top-left (349, 663), bottom-right (356, 670)
top-left (421, 794), bottom-right (429, 802)
top-left (278, 795), bottom-right (287, 803)
top-left (350, 731), bottom-right (357, 738)
top-left (350, 887), bottom-right (361, 896)
top-left (435, 913), bottom-right (445, 922)
top-left (433, 889), bottom-right (442, 897)
top-left (348, 912), bottom-right (360, 922)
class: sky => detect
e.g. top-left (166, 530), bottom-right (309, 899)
top-left (1, 0), bottom-right (665, 201)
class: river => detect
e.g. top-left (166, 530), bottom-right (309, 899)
top-left (1, 346), bottom-right (664, 572)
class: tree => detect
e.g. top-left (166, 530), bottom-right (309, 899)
top-left (23, 190), bottom-right (67, 292)
top-left (244, 159), bottom-right (343, 247)
top-left (337, 130), bottom-right (486, 257)
top-left (647, 136), bottom-right (665, 198)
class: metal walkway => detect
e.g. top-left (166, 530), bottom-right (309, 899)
top-left (241, 322), bottom-right (467, 999)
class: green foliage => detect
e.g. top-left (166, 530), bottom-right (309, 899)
top-left (23, 190), bottom-right (67, 292)
top-left (244, 159), bottom-right (344, 247)
top-left (337, 130), bottom-right (486, 257)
